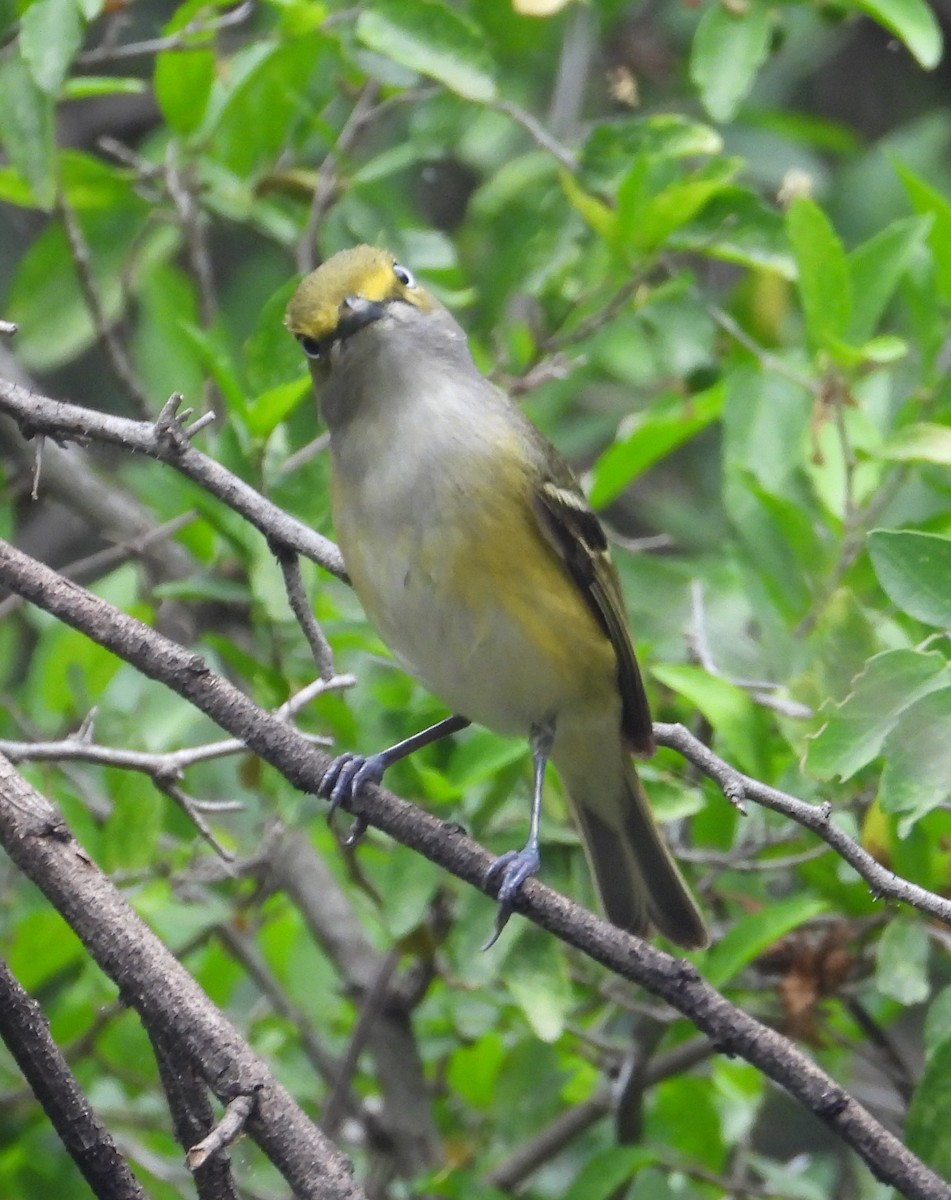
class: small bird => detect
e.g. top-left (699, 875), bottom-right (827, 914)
top-left (285, 245), bottom-right (708, 949)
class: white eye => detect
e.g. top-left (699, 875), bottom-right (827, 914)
top-left (393, 262), bottom-right (416, 288)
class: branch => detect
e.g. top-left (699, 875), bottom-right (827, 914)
top-left (186, 1093), bottom-right (256, 1173)
top-left (653, 722), bottom-right (951, 929)
top-left (0, 384), bottom-right (345, 578)
top-left (0, 754), bottom-right (366, 1200)
top-left (57, 195), bottom-right (153, 418)
top-left (0, 958), bottom-right (147, 1200)
top-left (149, 1026), bottom-right (242, 1200)
top-left (0, 539), bottom-right (947, 1200)
top-left (77, 1), bottom-right (254, 64)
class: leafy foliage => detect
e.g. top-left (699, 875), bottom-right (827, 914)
top-left (2, 0), bottom-right (951, 1196)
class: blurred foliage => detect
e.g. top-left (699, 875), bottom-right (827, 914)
top-left (2, 0), bottom-right (951, 1196)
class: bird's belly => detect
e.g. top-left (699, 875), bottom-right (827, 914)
top-left (336, 484), bottom-right (619, 738)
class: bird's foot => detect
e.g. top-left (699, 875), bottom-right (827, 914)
top-left (482, 843), bottom-right (541, 950)
top-left (318, 752), bottom-right (387, 842)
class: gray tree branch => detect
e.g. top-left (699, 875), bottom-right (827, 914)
top-left (0, 537), bottom-right (947, 1200)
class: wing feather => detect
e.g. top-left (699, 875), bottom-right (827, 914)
top-left (531, 472), bottom-right (655, 756)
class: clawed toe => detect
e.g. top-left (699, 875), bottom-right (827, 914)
top-left (482, 844), bottom-right (541, 950)
top-left (318, 752), bottom-right (386, 818)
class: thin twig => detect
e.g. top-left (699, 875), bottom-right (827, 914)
top-left (272, 544), bottom-right (336, 681)
top-left (708, 301), bottom-right (820, 395)
top-left (186, 1093), bottom-right (257, 1170)
top-left (297, 82), bottom-right (382, 275)
top-left (653, 720), bottom-right (951, 927)
top-left (0, 512), bottom-right (198, 621)
top-left (57, 195), bottom-right (153, 418)
top-left (321, 948), bottom-right (401, 1135)
top-left (164, 147), bottom-right (217, 329)
top-left (77, 1), bottom-right (253, 64)
top-left (0, 383), bottom-right (347, 578)
top-left (493, 99), bottom-right (578, 172)
top-left (0, 677), bottom-right (351, 776)
top-left (0, 958), bottom-right (147, 1200)
top-left (278, 432), bottom-right (331, 477)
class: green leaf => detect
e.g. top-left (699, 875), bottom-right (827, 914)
top-left (618, 164), bottom-right (738, 251)
top-left (868, 528), bottom-right (951, 627)
top-left (446, 1032), bottom-right (507, 1108)
top-left (850, 0), bottom-right (943, 69)
top-left (807, 649), bottom-right (951, 780)
top-left (155, 49), bottom-right (217, 135)
top-left (0, 54), bottom-right (56, 209)
top-left (907, 1037), bottom-right (951, 1179)
top-left (20, 0), bottom-right (84, 96)
top-left (924, 986), bottom-right (951, 1055)
top-left (102, 770), bottom-right (164, 870)
top-left (562, 1147), bottom-right (656, 1200)
top-left (846, 215), bottom-right (930, 344)
top-left (245, 377), bottom-right (311, 438)
top-left (59, 150), bottom-right (134, 210)
top-left (201, 39), bottom-right (332, 175)
top-left (588, 384), bottom-right (724, 508)
top-left (62, 76), bottom-right (148, 99)
top-left (876, 918), bottom-right (930, 1004)
top-left (378, 849), bottom-right (442, 939)
top-left (897, 163), bottom-right (951, 305)
top-left (650, 664), bottom-right (771, 777)
top-left (356, 0), bottom-right (497, 102)
top-left (560, 168), bottom-right (616, 238)
top-left (703, 896), bottom-right (828, 989)
top-left (882, 422), bottom-right (951, 465)
top-left (690, 0), bottom-right (773, 123)
top-left (668, 188), bottom-right (795, 276)
top-left (881, 688), bottom-right (951, 832)
top-left (8, 215), bottom-right (178, 370)
top-left (581, 114), bottom-right (722, 192)
top-left (786, 197), bottom-right (852, 350)
top-left (177, 322), bottom-right (248, 416)
top-left (504, 927), bottom-right (573, 1042)
top-left (0, 168), bottom-right (36, 207)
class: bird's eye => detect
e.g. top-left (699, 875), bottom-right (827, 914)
top-left (393, 263), bottom-right (416, 289)
top-left (297, 334), bottom-right (325, 360)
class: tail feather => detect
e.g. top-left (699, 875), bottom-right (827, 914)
top-left (557, 750), bottom-right (708, 950)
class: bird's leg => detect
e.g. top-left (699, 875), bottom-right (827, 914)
top-left (319, 714), bottom-right (471, 840)
top-left (483, 718), bottom-right (555, 949)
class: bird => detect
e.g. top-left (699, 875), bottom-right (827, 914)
top-left (285, 244), bottom-right (708, 950)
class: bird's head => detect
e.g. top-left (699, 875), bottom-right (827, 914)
top-left (284, 246), bottom-right (438, 371)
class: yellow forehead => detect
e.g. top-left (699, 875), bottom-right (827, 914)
top-left (285, 246), bottom-right (405, 340)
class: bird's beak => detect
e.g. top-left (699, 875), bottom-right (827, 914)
top-left (337, 295), bottom-right (386, 341)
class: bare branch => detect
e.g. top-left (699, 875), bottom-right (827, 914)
top-left (296, 83), bottom-right (382, 276)
top-left (654, 721), bottom-right (951, 928)
top-left (0, 540), bottom-right (948, 1200)
top-left (493, 99), bottom-right (578, 172)
top-left (77, 1), bottom-right (254, 64)
top-left (272, 543), bottom-right (337, 681)
top-left (57, 195), bottom-right (153, 418)
top-left (0, 383), bottom-right (346, 578)
top-left (0, 512), bottom-right (198, 621)
top-left (0, 754), bottom-right (366, 1200)
top-left (0, 958), bottom-right (147, 1200)
top-left (186, 1093), bottom-right (256, 1172)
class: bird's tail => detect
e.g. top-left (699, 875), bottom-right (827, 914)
top-left (554, 740), bottom-right (708, 950)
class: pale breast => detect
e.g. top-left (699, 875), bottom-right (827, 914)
top-left (328, 381), bottom-right (619, 739)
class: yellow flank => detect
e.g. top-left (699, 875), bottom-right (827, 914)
top-left (443, 467), bottom-right (618, 712)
